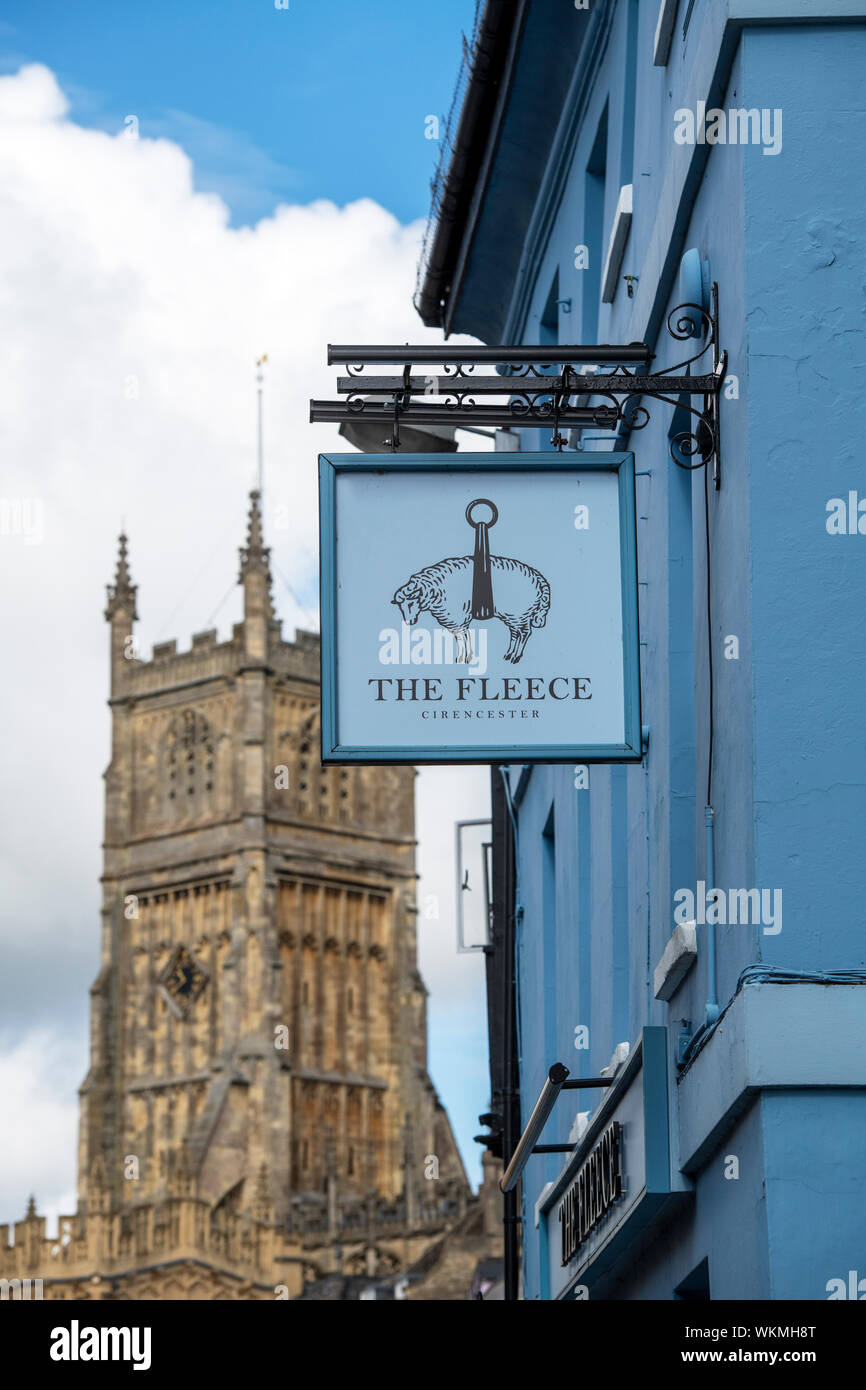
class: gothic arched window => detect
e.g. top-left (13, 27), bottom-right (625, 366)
top-left (165, 709), bottom-right (214, 816)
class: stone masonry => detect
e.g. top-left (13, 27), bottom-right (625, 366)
top-left (0, 493), bottom-right (468, 1299)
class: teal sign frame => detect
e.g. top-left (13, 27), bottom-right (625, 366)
top-left (318, 452), bottom-right (641, 765)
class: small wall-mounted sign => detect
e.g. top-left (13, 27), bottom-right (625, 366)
top-left (559, 1121), bottom-right (624, 1266)
top-left (318, 452), bottom-right (641, 764)
top-left (542, 1027), bottom-right (686, 1300)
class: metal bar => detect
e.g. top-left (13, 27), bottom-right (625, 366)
top-left (493, 765), bottom-right (521, 1304)
top-left (327, 343), bottom-right (654, 366)
top-left (531, 1144), bottom-right (576, 1154)
top-left (711, 282), bottom-right (723, 488)
top-left (310, 401), bottom-right (618, 427)
top-left (500, 1062), bottom-right (569, 1194)
top-left (561, 1077), bottom-right (614, 1090)
top-left (336, 374), bottom-right (719, 396)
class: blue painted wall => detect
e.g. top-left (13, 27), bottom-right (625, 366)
top-left (452, 0), bottom-right (866, 1299)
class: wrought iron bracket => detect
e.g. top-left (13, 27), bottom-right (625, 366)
top-left (310, 284), bottom-right (726, 486)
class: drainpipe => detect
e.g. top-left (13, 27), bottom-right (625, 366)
top-left (497, 767), bottom-right (521, 1302)
top-left (704, 805), bottom-right (720, 1026)
top-left (681, 806), bottom-right (720, 1065)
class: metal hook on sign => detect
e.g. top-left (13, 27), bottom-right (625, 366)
top-left (465, 498), bottom-right (498, 620)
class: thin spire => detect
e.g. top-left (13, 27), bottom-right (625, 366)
top-left (115, 533), bottom-right (132, 588)
top-left (239, 491), bottom-right (274, 618)
top-left (256, 354), bottom-right (267, 500)
top-left (105, 531), bottom-right (138, 621)
top-left (240, 490), bottom-right (267, 567)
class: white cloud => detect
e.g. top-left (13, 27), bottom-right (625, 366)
top-left (143, 108), bottom-right (302, 224)
top-left (0, 61), bottom-right (68, 121)
top-left (0, 1032), bottom-right (79, 1229)
top-left (0, 63), bottom-right (488, 1210)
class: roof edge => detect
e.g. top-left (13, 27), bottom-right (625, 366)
top-left (414, 0), bottom-right (520, 329)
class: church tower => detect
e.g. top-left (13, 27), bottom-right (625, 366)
top-left (0, 495), bottom-right (468, 1299)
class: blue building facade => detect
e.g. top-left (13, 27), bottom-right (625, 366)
top-left (417, 0), bottom-right (866, 1299)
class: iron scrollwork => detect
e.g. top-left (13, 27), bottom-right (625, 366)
top-left (312, 285), bottom-right (727, 485)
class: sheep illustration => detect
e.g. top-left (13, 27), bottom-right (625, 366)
top-left (392, 554), bottom-right (551, 664)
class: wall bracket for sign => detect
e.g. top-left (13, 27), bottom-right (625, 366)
top-left (310, 284), bottom-right (726, 487)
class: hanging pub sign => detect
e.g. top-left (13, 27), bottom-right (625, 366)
top-left (318, 452), bottom-right (641, 764)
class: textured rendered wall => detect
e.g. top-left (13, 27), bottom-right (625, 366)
top-left (507, 6), bottom-right (866, 1301)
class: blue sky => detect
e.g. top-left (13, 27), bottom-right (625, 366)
top-left (0, 0), bottom-right (478, 225)
top-left (0, 1), bottom-right (492, 1205)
